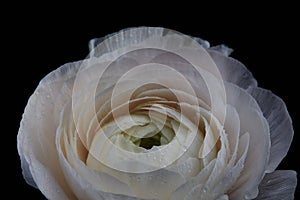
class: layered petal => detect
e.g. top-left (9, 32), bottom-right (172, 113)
top-left (255, 170), bottom-right (297, 200)
top-left (17, 61), bottom-right (82, 199)
top-left (208, 50), bottom-right (257, 89)
top-left (226, 83), bottom-right (270, 199)
top-left (247, 87), bottom-right (294, 172)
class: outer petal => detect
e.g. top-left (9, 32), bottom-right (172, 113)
top-left (255, 170), bottom-right (297, 200)
top-left (17, 61), bottom-right (81, 199)
top-left (17, 135), bottom-right (37, 188)
top-left (28, 157), bottom-right (70, 199)
top-left (209, 44), bottom-right (233, 57)
top-left (208, 50), bottom-right (257, 89)
top-left (89, 27), bottom-right (164, 57)
top-left (247, 87), bottom-right (294, 172)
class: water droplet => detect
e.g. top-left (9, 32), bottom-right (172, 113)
top-left (203, 186), bottom-right (208, 193)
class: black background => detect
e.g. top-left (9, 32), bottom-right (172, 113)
top-left (13, 5), bottom-right (299, 199)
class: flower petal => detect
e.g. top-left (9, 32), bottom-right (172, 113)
top-left (17, 134), bottom-right (37, 188)
top-left (216, 195), bottom-right (229, 200)
top-left (56, 107), bottom-right (143, 199)
top-left (208, 50), bottom-right (257, 89)
top-left (59, 148), bottom-right (148, 200)
top-left (17, 61), bottom-right (82, 199)
top-left (28, 157), bottom-right (71, 199)
top-left (215, 132), bottom-right (249, 198)
top-left (254, 170), bottom-right (297, 200)
top-left (209, 44), bottom-right (233, 56)
top-left (247, 87), bottom-right (294, 172)
top-left (170, 159), bottom-right (216, 200)
top-left (226, 83), bottom-right (270, 199)
top-left (89, 27), bottom-right (164, 57)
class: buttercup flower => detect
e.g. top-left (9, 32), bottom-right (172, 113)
top-left (17, 27), bottom-right (297, 199)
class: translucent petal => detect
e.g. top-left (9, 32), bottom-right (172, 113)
top-left (89, 27), bottom-right (164, 57)
top-left (209, 44), bottom-right (233, 56)
top-left (247, 87), bottom-right (294, 172)
top-left (255, 170), bottom-right (297, 200)
top-left (192, 36), bottom-right (210, 48)
top-left (208, 50), bottom-right (257, 89)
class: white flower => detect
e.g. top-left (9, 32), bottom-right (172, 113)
top-left (17, 27), bottom-right (297, 200)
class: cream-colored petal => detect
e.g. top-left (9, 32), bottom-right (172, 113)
top-left (227, 83), bottom-right (270, 199)
top-left (58, 147), bottom-right (144, 200)
top-left (17, 61), bottom-right (83, 199)
top-left (17, 134), bottom-right (37, 188)
top-left (208, 105), bottom-right (242, 199)
top-left (57, 112), bottom-right (138, 198)
top-left (28, 156), bottom-right (72, 199)
top-left (215, 133), bottom-right (250, 199)
top-left (170, 159), bottom-right (216, 200)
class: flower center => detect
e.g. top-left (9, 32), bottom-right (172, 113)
top-left (119, 122), bottom-right (176, 150)
top-left (138, 132), bottom-right (163, 149)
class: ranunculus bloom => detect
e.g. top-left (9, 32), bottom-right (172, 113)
top-left (17, 27), bottom-right (297, 200)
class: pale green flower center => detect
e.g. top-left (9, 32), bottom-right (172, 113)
top-left (121, 125), bottom-right (175, 149)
